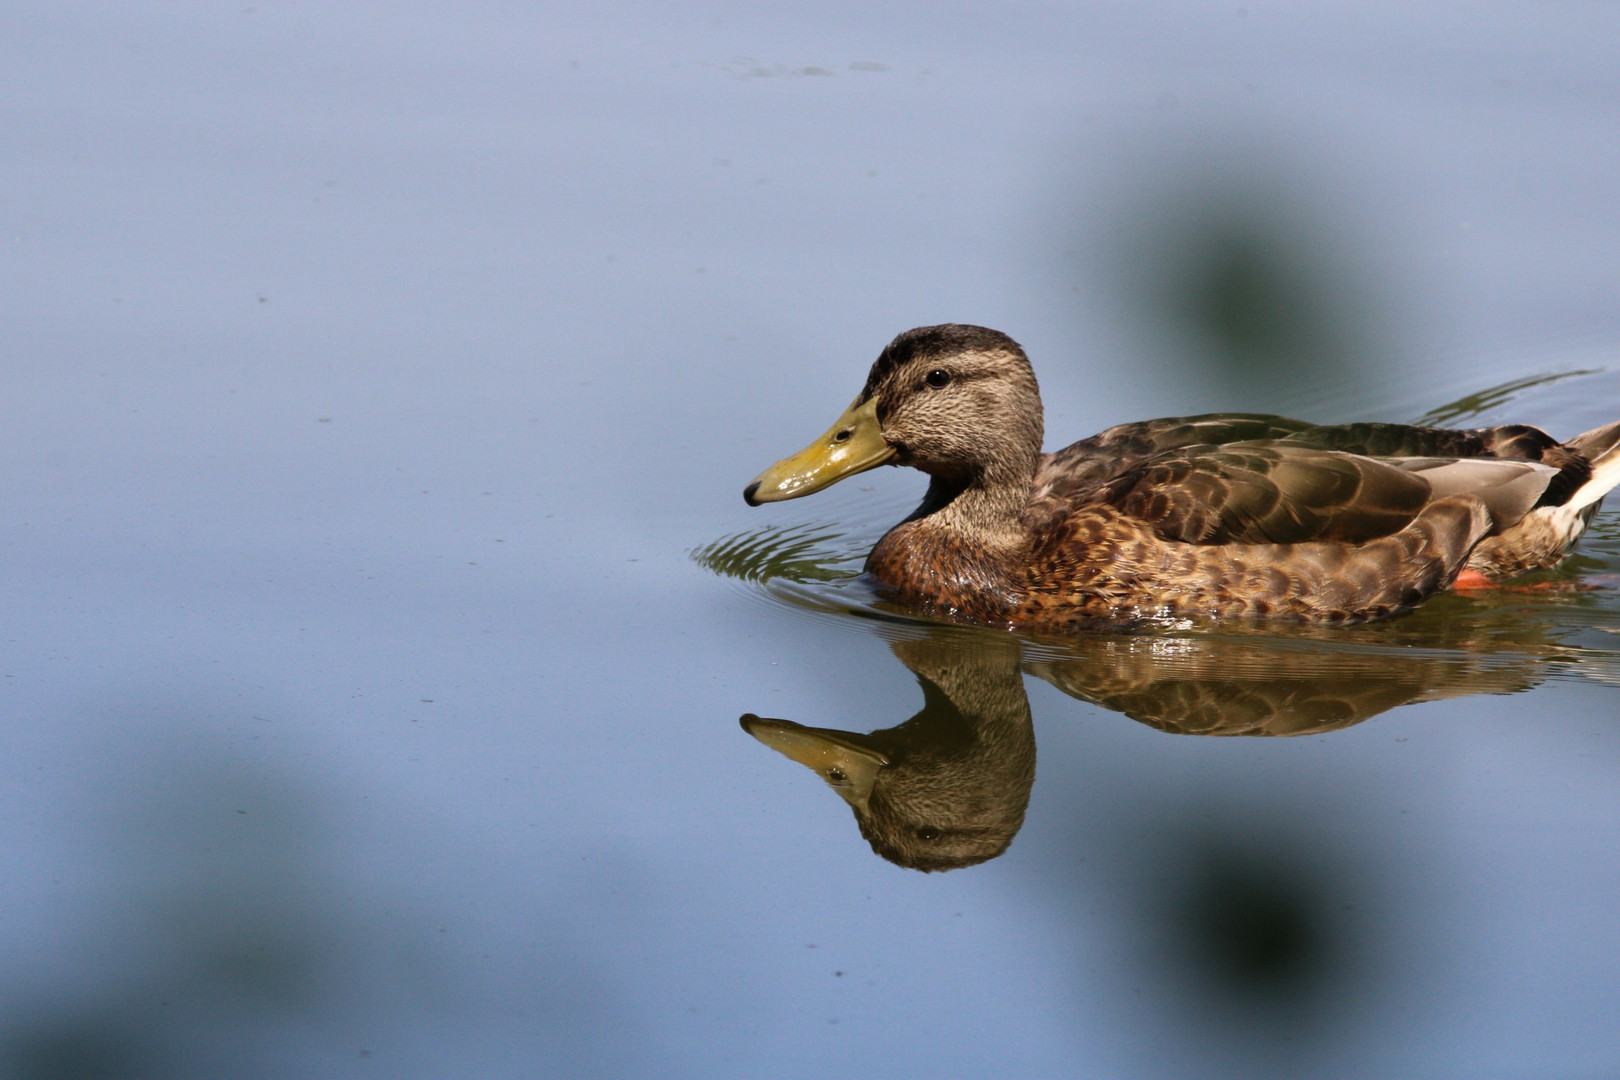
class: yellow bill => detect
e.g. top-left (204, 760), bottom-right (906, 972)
top-left (744, 397), bottom-right (896, 505)
top-left (740, 713), bottom-right (889, 813)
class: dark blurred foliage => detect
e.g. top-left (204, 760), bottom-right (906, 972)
top-left (0, 719), bottom-right (640, 1080)
top-left (1170, 841), bottom-right (1339, 1001)
top-left (1021, 784), bottom-right (1420, 1080)
top-left (8, 1015), bottom-right (156, 1080)
top-left (2, 754), bottom-right (340, 1079)
top-left (1063, 144), bottom-right (1395, 410)
top-left (1152, 199), bottom-right (1366, 391)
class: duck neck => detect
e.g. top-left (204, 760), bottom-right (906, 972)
top-left (864, 461), bottom-right (1034, 622)
top-left (913, 467), bottom-right (1033, 552)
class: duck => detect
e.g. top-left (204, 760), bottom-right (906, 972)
top-left (743, 324), bottom-right (1620, 630)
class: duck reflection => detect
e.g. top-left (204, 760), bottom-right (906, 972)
top-left (1027, 626), bottom-right (1545, 736)
top-left (743, 633), bottom-right (1033, 872)
top-left (742, 610), bottom-right (1587, 870)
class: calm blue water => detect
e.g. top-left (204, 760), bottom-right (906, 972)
top-left (4, 5), bottom-right (1620, 1078)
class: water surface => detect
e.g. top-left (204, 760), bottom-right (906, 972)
top-left (4, 4), bottom-right (1620, 1078)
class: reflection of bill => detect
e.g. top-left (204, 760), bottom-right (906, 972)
top-left (744, 633), bottom-right (1033, 873)
top-left (741, 620), bottom-right (1568, 871)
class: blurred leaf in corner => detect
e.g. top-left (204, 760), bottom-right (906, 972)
top-left (6, 1013), bottom-right (157, 1080)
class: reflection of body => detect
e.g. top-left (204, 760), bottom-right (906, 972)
top-left (743, 620), bottom-right (1558, 870)
top-left (746, 325), bottom-right (1620, 630)
top-left (1027, 627), bottom-right (1545, 736)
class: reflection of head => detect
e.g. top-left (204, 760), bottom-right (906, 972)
top-left (743, 633), bottom-right (1035, 872)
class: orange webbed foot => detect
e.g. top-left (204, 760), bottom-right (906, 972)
top-left (1451, 569), bottom-right (1609, 593)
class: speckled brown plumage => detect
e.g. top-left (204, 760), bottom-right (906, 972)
top-left (751, 324), bottom-right (1620, 630)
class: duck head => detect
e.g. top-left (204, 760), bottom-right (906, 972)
top-left (744, 324), bottom-right (1045, 504)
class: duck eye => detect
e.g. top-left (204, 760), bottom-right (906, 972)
top-left (916, 825), bottom-right (942, 841)
top-left (925, 369), bottom-right (951, 389)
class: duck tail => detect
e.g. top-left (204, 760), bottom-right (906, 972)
top-left (1564, 419), bottom-right (1620, 512)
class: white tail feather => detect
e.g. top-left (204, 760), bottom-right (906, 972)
top-left (1569, 450), bottom-right (1620, 511)
top-left (1566, 419), bottom-right (1620, 512)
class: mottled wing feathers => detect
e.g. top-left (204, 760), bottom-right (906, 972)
top-left (1037, 414), bottom-right (1314, 498)
top-left (1030, 414), bottom-right (1586, 547)
top-left (1093, 443), bottom-right (1437, 544)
